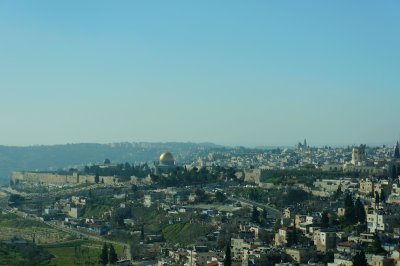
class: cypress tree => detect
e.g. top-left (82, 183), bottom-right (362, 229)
top-left (394, 142), bottom-right (400, 159)
top-left (334, 184), bottom-right (342, 199)
top-left (344, 194), bottom-right (356, 224)
top-left (321, 211), bottom-right (329, 228)
top-left (109, 244), bottom-right (118, 264)
top-left (292, 221), bottom-right (298, 245)
top-left (352, 250), bottom-right (367, 266)
top-left (390, 164), bottom-right (397, 180)
top-left (141, 224), bottom-right (145, 241)
top-left (380, 190), bottom-right (386, 204)
top-left (100, 243), bottom-right (108, 265)
top-left (375, 191), bottom-right (380, 209)
top-left (224, 238), bottom-right (232, 266)
top-left (354, 198), bottom-right (366, 224)
top-left (251, 206), bottom-right (260, 224)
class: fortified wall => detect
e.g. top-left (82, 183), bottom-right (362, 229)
top-left (11, 172), bottom-right (117, 185)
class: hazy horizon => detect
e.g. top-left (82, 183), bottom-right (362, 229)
top-left (1, 1), bottom-right (399, 147)
top-left (0, 140), bottom-right (398, 149)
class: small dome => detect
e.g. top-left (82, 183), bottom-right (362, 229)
top-left (160, 151), bottom-right (174, 163)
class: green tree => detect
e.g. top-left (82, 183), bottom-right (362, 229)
top-left (323, 251), bottom-right (334, 264)
top-left (224, 238), bottom-right (232, 266)
top-left (366, 234), bottom-right (386, 254)
top-left (109, 244), bottom-right (118, 264)
top-left (215, 191), bottom-right (226, 202)
top-left (262, 208), bottom-right (268, 220)
top-left (130, 238), bottom-right (141, 259)
top-left (321, 211), bottom-right (329, 228)
top-left (131, 184), bottom-right (138, 192)
top-left (285, 189), bottom-right (308, 205)
top-left (194, 188), bottom-right (207, 202)
top-left (352, 250), bottom-right (367, 266)
top-left (140, 224), bottom-right (145, 241)
top-left (258, 230), bottom-right (273, 245)
top-left (251, 206), bottom-right (260, 224)
top-left (344, 194), bottom-right (356, 224)
top-left (354, 198), bottom-right (366, 224)
top-left (334, 184), bottom-right (342, 199)
top-left (390, 164), bottom-right (397, 179)
top-left (100, 243), bottom-right (108, 265)
top-left (375, 191), bottom-right (380, 209)
top-left (292, 222), bottom-right (298, 246)
top-left (274, 219), bottom-right (281, 232)
top-left (8, 194), bottom-right (24, 204)
top-left (94, 173), bottom-right (100, 184)
top-left (380, 190), bottom-right (386, 204)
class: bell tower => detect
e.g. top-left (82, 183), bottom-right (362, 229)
top-left (394, 141), bottom-right (400, 159)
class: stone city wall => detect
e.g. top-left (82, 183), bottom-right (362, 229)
top-left (12, 172), bottom-right (98, 185)
top-left (11, 171), bottom-right (119, 185)
top-left (99, 175), bottom-right (118, 184)
top-left (77, 175), bottom-right (96, 183)
top-left (12, 172), bottom-right (79, 185)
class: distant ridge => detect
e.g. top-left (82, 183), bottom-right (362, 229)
top-left (0, 142), bottom-right (224, 185)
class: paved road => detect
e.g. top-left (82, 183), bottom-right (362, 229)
top-left (232, 197), bottom-right (281, 219)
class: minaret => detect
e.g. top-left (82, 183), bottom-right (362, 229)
top-left (394, 141), bottom-right (400, 159)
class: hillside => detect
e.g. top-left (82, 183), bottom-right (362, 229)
top-left (162, 223), bottom-right (216, 244)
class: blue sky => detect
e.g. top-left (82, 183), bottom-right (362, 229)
top-left (0, 1), bottom-right (399, 147)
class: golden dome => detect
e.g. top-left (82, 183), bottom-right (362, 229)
top-left (160, 151), bottom-right (174, 162)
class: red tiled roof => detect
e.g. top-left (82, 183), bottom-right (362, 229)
top-left (338, 241), bottom-right (356, 247)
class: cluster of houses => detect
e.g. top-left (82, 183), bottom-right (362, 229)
top-left (153, 174), bottom-right (400, 265)
top-left (194, 142), bottom-right (396, 174)
top-left (42, 195), bottom-right (110, 235)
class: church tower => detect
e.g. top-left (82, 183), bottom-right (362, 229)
top-left (394, 141), bottom-right (400, 159)
top-left (351, 145), bottom-right (366, 165)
